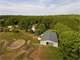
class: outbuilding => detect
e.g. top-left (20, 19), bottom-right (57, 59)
top-left (38, 30), bottom-right (58, 47)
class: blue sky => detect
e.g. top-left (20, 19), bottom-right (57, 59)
top-left (0, 0), bottom-right (80, 15)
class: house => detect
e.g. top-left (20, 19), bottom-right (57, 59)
top-left (7, 26), bottom-right (14, 32)
top-left (8, 26), bottom-right (12, 29)
top-left (7, 25), bottom-right (19, 32)
top-left (31, 24), bottom-right (37, 32)
top-left (38, 30), bottom-right (58, 47)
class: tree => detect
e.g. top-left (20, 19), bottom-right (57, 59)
top-left (19, 19), bottom-right (28, 30)
top-left (53, 23), bottom-right (72, 33)
top-left (59, 31), bottom-right (80, 60)
top-left (0, 19), bottom-right (5, 27)
top-left (5, 18), bottom-right (18, 26)
top-left (35, 24), bottom-right (46, 35)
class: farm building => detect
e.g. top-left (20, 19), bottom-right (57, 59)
top-left (38, 30), bottom-right (58, 47)
top-left (7, 26), bottom-right (14, 32)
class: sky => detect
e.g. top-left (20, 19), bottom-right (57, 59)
top-left (0, 0), bottom-right (80, 15)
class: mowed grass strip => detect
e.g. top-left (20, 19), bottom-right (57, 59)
top-left (41, 46), bottom-right (61, 60)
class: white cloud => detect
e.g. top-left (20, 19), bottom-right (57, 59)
top-left (51, 2), bottom-right (80, 14)
top-left (0, 0), bottom-right (80, 15)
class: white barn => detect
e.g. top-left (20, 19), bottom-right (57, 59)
top-left (38, 30), bottom-right (58, 47)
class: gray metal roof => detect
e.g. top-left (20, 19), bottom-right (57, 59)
top-left (41, 30), bottom-right (58, 42)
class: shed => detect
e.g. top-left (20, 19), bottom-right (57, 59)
top-left (38, 30), bottom-right (58, 47)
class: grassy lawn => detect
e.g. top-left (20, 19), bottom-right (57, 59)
top-left (0, 32), bottom-right (61, 60)
top-left (0, 32), bottom-right (35, 41)
top-left (41, 46), bottom-right (61, 60)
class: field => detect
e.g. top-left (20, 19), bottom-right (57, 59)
top-left (0, 31), bottom-right (60, 60)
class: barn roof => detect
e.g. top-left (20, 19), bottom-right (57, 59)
top-left (40, 30), bottom-right (58, 42)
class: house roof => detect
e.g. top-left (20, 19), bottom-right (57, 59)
top-left (40, 30), bottom-right (58, 42)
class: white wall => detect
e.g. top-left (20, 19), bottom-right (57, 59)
top-left (38, 37), bottom-right (41, 40)
top-left (40, 40), bottom-right (58, 47)
top-left (53, 42), bottom-right (58, 47)
top-left (40, 41), bottom-right (47, 45)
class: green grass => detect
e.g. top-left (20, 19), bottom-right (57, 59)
top-left (0, 32), bottom-right (61, 60)
top-left (42, 46), bottom-right (61, 60)
top-left (15, 53), bottom-right (25, 60)
top-left (0, 32), bottom-right (36, 51)
top-left (0, 32), bottom-right (35, 41)
top-left (0, 32), bottom-right (21, 40)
